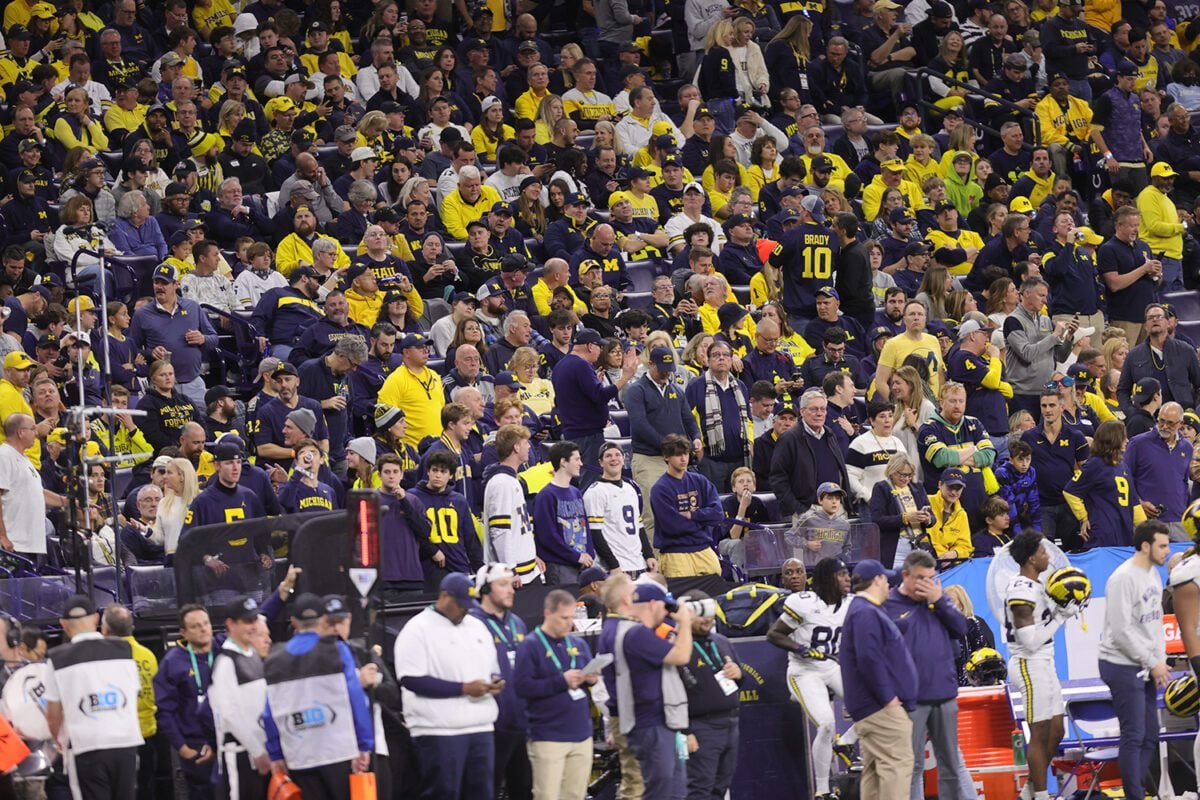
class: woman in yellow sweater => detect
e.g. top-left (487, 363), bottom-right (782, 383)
top-left (54, 87), bottom-right (108, 154)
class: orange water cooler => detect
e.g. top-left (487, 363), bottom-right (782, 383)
top-left (921, 687), bottom-right (1027, 800)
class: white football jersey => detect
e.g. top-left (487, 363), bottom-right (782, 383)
top-left (583, 479), bottom-right (647, 573)
top-left (1004, 574), bottom-right (1056, 661)
top-left (779, 591), bottom-right (848, 668)
top-left (1169, 552), bottom-right (1200, 636)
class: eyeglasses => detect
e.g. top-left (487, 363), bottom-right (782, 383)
top-left (1159, 418), bottom-right (1182, 428)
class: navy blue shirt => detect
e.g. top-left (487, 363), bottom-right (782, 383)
top-left (1097, 235), bottom-right (1156, 323)
top-left (514, 629), bottom-right (594, 742)
top-left (253, 396), bottom-right (330, 469)
top-left (1020, 423), bottom-right (1090, 506)
top-left (297, 356), bottom-right (351, 464)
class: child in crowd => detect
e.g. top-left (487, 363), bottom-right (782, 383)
top-left (971, 495), bottom-right (1012, 557)
top-left (794, 482), bottom-right (852, 569)
top-left (995, 439), bottom-right (1040, 534)
top-left (720, 466), bottom-right (770, 568)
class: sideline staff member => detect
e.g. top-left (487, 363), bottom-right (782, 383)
top-left (262, 593), bottom-right (374, 800)
top-left (44, 594), bottom-right (144, 799)
top-left (209, 595), bottom-right (270, 800)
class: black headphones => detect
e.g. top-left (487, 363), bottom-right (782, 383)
top-left (1, 613), bottom-right (21, 650)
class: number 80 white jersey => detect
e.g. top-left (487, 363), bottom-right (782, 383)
top-left (779, 591), bottom-right (848, 669)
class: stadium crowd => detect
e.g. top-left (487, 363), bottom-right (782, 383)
top-left (4, 0), bottom-right (1200, 795)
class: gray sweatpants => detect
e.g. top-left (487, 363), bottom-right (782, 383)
top-left (909, 699), bottom-right (975, 800)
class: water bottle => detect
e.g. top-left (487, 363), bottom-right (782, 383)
top-left (1011, 729), bottom-right (1026, 767)
top-left (574, 601), bottom-right (588, 625)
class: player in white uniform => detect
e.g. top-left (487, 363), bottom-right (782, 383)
top-left (482, 424), bottom-right (543, 583)
top-left (584, 443), bottom-right (658, 577)
top-left (766, 557), bottom-right (855, 800)
top-left (1004, 532), bottom-right (1074, 800)
top-left (1167, 535), bottom-right (1200, 782)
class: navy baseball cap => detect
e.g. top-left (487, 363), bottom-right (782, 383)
top-left (321, 594), bottom-right (351, 618)
top-left (649, 346), bottom-right (675, 369)
top-left (578, 565), bottom-right (608, 585)
top-left (851, 559), bottom-right (897, 586)
top-left (631, 580), bottom-right (678, 611)
top-left (941, 467), bottom-right (967, 487)
top-left (440, 572), bottom-right (479, 608)
top-left (574, 329), bottom-right (603, 346)
top-left (494, 370), bottom-right (522, 390)
top-left (400, 332), bottom-right (429, 350)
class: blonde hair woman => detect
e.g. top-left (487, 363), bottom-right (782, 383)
top-left (534, 94), bottom-right (565, 145)
top-left (750, 255), bottom-right (782, 308)
top-left (216, 100), bottom-right (246, 140)
top-left (730, 15), bottom-right (769, 104)
top-left (356, 111), bottom-right (389, 156)
top-left (510, 346), bottom-right (555, 415)
top-left (153, 457), bottom-right (200, 555)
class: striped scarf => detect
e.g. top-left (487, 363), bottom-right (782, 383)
top-left (702, 371), bottom-right (750, 465)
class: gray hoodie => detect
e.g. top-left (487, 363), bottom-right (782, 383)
top-left (1001, 303), bottom-right (1073, 395)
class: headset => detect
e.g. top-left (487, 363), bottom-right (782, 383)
top-left (0, 613), bottom-right (21, 651)
top-left (474, 563), bottom-right (515, 596)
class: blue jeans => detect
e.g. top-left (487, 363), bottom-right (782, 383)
top-left (413, 731), bottom-right (495, 800)
top-left (1098, 659), bottom-right (1158, 800)
top-left (1068, 78), bottom-right (1092, 103)
top-left (1159, 256), bottom-right (1184, 295)
top-left (628, 724), bottom-right (687, 800)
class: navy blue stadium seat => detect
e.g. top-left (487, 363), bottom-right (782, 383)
top-left (627, 261), bottom-right (656, 292)
top-left (1164, 291), bottom-right (1200, 321)
top-left (623, 291), bottom-right (653, 309)
top-left (609, 409), bottom-right (629, 436)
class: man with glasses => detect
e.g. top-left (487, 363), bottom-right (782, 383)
top-left (683, 340), bottom-right (753, 493)
top-left (1117, 303), bottom-right (1200, 411)
top-left (1125, 401), bottom-right (1192, 540)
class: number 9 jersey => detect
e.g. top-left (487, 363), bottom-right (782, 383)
top-left (777, 590), bottom-right (848, 670)
top-left (768, 220), bottom-right (841, 320)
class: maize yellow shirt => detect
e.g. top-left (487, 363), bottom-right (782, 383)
top-left (124, 635), bottom-right (159, 738)
top-left (0, 378), bottom-right (38, 469)
top-left (442, 184), bottom-right (503, 240)
top-left (1137, 183), bottom-right (1185, 259)
top-left (345, 288), bottom-right (383, 328)
top-left (191, 0), bottom-right (237, 33)
top-left (276, 234), bottom-right (350, 277)
top-left (379, 365), bottom-right (446, 447)
top-left (532, 280), bottom-right (586, 316)
top-left (515, 87), bottom-right (551, 121)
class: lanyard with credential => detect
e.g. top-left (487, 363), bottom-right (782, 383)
top-left (533, 627), bottom-right (577, 672)
top-left (692, 640), bottom-right (723, 670)
top-left (187, 645), bottom-right (213, 699)
top-left (486, 615), bottom-right (519, 651)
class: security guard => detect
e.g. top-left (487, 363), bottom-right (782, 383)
top-left (43, 594), bottom-right (144, 799)
top-left (208, 595), bottom-right (269, 800)
top-left (262, 593), bottom-right (374, 800)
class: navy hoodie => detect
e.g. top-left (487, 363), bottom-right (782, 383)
top-left (882, 586), bottom-right (967, 703)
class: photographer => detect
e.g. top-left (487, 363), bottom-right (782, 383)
top-left (679, 591), bottom-right (742, 800)
top-left (598, 576), bottom-right (695, 799)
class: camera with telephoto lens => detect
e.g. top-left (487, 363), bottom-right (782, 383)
top-left (679, 598), bottom-right (716, 617)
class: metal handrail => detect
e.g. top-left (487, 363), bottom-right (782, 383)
top-left (908, 66), bottom-right (1042, 150)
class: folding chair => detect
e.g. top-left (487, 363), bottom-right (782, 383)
top-left (1055, 698), bottom-right (1122, 800)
